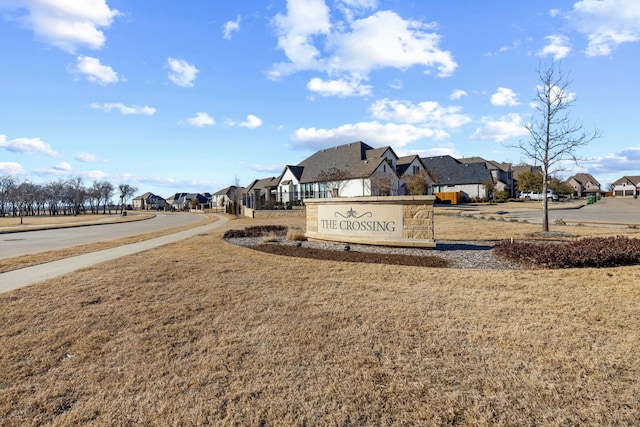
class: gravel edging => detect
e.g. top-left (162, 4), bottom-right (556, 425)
top-left (226, 237), bottom-right (521, 270)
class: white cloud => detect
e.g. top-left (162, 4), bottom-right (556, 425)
top-left (568, 0), bottom-right (640, 56)
top-left (54, 162), bottom-right (72, 171)
top-left (369, 98), bottom-right (472, 128)
top-left (227, 114), bottom-right (264, 129)
top-left (0, 0), bottom-right (120, 53)
top-left (339, 0), bottom-right (378, 7)
top-left (75, 152), bottom-right (99, 162)
top-left (91, 102), bottom-right (156, 115)
top-left (291, 121), bottom-right (448, 151)
top-left (538, 35), bottom-right (571, 59)
top-left (223, 15), bottom-right (241, 40)
top-left (270, 2), bottom-right (457, 91)
top-left (450, 89), bottom-right (467, 100)
top-left (389, 79), bottom-right (403, 90)
top-left (0, 162), bottom-right (24, 176)
top-left (470, 114), bottom-right (528, 142)
top-left (167, 58), bottom-right (199, 87)
top-left (397, 146), bottom-right (459, 159)
top-left (549, 9), bottom-right (561, 17)
top-left (251, 164), bottom-right (286, 173)
top-left (307, 77), bottom-right (372, 97)
top-left (335, 0), bottom-right (378, 21)
top-left (186, 112), bottom-right (215, 127)
top-left (33, 167), bottom-right (108, 180)
top-left (329, 11), bottom-right (456, 77)
top-left (587, 146), bottom-right (640, 173)
top-left (238, 114), bottom-right (263, 129)
top-left (0, 134), bottom-right (58, 157)
top-left (271, 0), bottom-right (331, 77)
top-left (490, 87), bottom-right (520, 107)
top-left (71, 56), bottom-right (118, 84)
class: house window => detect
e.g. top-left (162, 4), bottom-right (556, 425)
top-left (413, 165), bottom-right (419, 174)
top-left (302, 183), bottom-right (314, 199)
top-left (318, 183), bottom-right (328, 198)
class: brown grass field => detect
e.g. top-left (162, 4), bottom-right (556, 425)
top-left (1, 210), bottom-right (639, 425)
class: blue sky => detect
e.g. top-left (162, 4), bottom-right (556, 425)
top-left (1, 0), bottom-right (639, 197)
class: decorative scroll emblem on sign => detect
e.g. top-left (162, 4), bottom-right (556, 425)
top-left (334, 208), bottom-right (372, 219)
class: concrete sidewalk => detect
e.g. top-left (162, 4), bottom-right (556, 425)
top-left (0, 215), bottom-right (228, 294)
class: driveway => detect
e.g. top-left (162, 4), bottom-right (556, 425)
top-left (0, 215), bottom-right (229, 294)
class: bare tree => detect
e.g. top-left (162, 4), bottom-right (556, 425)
top-left (514, 61), bottom-right (601, 231)
top-left (67, 177), bottom-right (86, 215)
top-left (315, 167), bottom-right (350, 197)
top-left (369, 171), bottom-right (395, 196)
top-left (404, 169), bottom-right (436, 196)
top-left (92, 180), bottom-right (114, 214)
top-left (483, 178), bottom-right (497, 203)
top-left (118, 183), bottom-right (138, 214)
top-left (0, 176), bottom-right (16, 217)
top-left (227, 176), bottom-right (244, 215)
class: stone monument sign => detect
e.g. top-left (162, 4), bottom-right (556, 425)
top-left (304, 196), bottom-right (435, 248)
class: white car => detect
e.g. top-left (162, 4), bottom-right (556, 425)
top-left (519, 190), bottom-right (559, 201)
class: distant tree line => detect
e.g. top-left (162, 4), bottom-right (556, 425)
top-left (0, 176), bottom-right (137, 217)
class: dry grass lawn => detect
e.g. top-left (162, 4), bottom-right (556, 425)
top-left (1, 213), bottom-right (639, 425)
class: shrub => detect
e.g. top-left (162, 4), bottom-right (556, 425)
top-left (494, 190), bottom-right (509, 203)
top-left (494, 236), bottom-right (640, 269)
top-left (223, 225), bottom-right (287, 239)
top-left (261, 233), bottom-right (280, 243)
top-left (286, 229), bottom-right (307, 241)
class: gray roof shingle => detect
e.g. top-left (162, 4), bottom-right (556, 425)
top-left (296, 141), bottom-right (389, 183)
top-left (421, 155), bottom-right (492, 185)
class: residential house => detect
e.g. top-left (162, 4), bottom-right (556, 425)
top-left (246, 176), bottom-right (279, 210)
top-left (421, 155), bottom-right (493, 202)
top-left (165, 192), bottom-right (210, 211)
top-left (165, 193), bottom-right (187, 211)
top-left (459, 157), bottom-right (515, 197)
top-left (212, 185), bottom-right (245, 214)
top-left (566, 173), bottom-right (601, 198)
top-left (611, 176), bottom-right (640, 197)
top-left (132, 192), bottom-right (167, 210)
top-left (396, 155), bottom-right (432, 194)
top-left (274, 141), bottom-right (410, 206)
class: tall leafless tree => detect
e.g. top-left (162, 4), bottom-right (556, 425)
top-left (118, 183), bottom-right (138, 214)
top-left (514, 61), bottom-right (601, 232)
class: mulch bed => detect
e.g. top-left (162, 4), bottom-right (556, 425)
top-left (248, 243), bottom-right (450, 268)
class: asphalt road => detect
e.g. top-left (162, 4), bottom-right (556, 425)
top-left (500, 197), bottom-right (640, 225)
top-left (0, 212), bottom-right (206, 259)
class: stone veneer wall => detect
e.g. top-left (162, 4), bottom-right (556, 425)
top-left (306, 203), bottom-right (318, 234)
top-left (304, 196), bottom-right (435, 248)
top-left (244, 207), bottom-right (306, 219)
top-left (402, 203), bottom-right (434, 240)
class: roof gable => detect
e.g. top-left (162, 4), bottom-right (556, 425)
top-left (296, 141), bottom-right (385, 183)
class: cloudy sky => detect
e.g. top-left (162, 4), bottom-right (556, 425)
top-left (1, 0), bottom-right (639, 196)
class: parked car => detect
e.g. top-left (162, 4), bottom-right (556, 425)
top-left (519, 190), bottom-right (559, 201)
